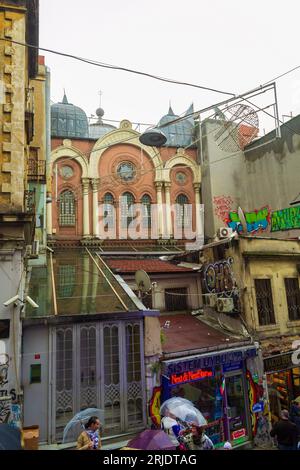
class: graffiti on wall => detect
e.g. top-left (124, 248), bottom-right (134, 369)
top-left (0, 353), bottom-right (10, 424)
top-left (227, 207), bottom-right (271, 233)
top-left (246, 370), bottom-right (271, 446)
top-left (203, 258), bottom-right (237, 296)
top-left (149, 386), bottom-right (161, 428)
top-left (213, 196), bottom-right (234, 224)
top-left (271, 205), bottom-right (300, 232)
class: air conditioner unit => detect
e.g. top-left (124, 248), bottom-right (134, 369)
top-left (203, 293), bottom-right (217, 307)
top-left (216, 297), bottom-right (234, 313)
top-left (217, 227), bottom-right (233, 239)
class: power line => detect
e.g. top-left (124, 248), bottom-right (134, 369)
top-left (0, 37), bottom-right (235, 97)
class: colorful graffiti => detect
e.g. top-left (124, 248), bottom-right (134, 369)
top-left (203, 258), bottom-right (236, 295)
top-left (228, 207), bottom-right (270, 233)
top-left (213, 196), bottom-right (234, 224)
top-left (271, 205), bottom-right (300, 232)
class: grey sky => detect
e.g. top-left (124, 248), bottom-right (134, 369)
top-left (40, 0), bottom-right (300, 132)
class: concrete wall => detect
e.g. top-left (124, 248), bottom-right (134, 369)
top-left (22, 325), bottom-right (49, 442)
top-left (225, 238), bottom-right (300, 339)
top-left (200, 117), bottom-right (300, 240)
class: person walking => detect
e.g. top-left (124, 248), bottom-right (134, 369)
top-left (76, 416), bottom-right (102, 450)
top-left (270, 410), bottom-right (298, 450)
top-left (161, 412), bottom-right (183, 449)
top-left (181, 424), bottom-right (214, 450)
top-left (290, 399), bottom-right (300, 438)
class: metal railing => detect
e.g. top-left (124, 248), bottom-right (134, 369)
top-left (27, 159), bottom-right (46, 181)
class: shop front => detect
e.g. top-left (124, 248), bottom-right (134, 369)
top-left (264, 352), bottom-right (300, 423)
top-left (161, 345), bottom-right (258, 448)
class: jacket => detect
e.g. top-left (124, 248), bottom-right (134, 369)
top-left (76, 430), bottom-right (102, 450)
top-left (270, 419), bottom-right (298, 448)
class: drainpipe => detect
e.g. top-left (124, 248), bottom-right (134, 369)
top-left (45, 67), bottom-right (52, 241)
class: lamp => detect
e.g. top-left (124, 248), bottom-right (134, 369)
top-left (139, 127), bottom-right (167, 147)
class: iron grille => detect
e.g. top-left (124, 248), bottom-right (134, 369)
top-left (254, 279), bottom-right (276, 325)
top-left (165, 287), bottom-right (188, 311)
top-left (284, 278), bottom-right (300, 321)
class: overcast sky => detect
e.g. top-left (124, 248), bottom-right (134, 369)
top-left (40, 0), bottom-right (300, 132)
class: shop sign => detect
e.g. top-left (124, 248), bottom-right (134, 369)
top-left (232, 428), bottom-right (246, 440)
top-left (252, 402), bottom-right (264, 413)
top-left (223, 361), bottom-right (243, 373)
top-left (170, 369), bottom-right (213, 385)
top-left (264, 352), bottom-right (292, 373)
top-left (165, 347), bottom-right (257, 376)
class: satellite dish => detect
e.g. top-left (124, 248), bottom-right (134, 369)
top-left (135, 270), bottom-right (152, 293)
top-left (214, 103), bottom-right (259, 152)
top-left (237, 206), bottom-right (247, 233)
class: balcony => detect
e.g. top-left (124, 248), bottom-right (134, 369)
top-left (27, 158), bottom-right (46, 182)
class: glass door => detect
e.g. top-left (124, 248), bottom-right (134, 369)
top-left (224, 373), bottom-right (249, 446)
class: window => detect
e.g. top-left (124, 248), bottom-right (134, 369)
top-left (284, 278), bottom-right (300, 321)
top-left (0, 320), bottom-right (10, 339)
top-left (117, 162), bottom-right (136, 182)
top-left (103, 192), bottom-right (115, 229)
top-left (165, 287), bottom-right (188, 311)
top-left (176, 194), bottom-right (190, 228)
top-left (141, 194), bottom-right (151, 229)
top-left (121, 192), bottom-right (135, 228)
top-left (58, 265), bottom-right (76, 298)
top-left (59, 190), bottom-right (75, 226)
top-left (254, 279), bottom-right (276, 325)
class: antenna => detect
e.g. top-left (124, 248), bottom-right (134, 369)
top-left (214, 103), bottom-right (259, 152)
top-left (135, 270), bottom-right (152, 298)
top-left (237, 207), bottom-right (247, 233)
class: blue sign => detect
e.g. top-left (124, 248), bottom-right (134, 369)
top-left (252, 402), bottom-right (264, 413)
top-left (223, 361), bottom-right (243, 373)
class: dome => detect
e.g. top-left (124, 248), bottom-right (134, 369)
top-left (89, 107), bottom-right (116, 139)
top-left (51, 93), bottom-right (89, 138)
top-left (157, 104), bottom-right (195, 147)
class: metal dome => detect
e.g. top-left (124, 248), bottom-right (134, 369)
top-left (51, 93), bottom-right (89, 138)
top-left (89, 107), bottom-right (116, 139)
top-left (158, 104), bottom-right (195, 147)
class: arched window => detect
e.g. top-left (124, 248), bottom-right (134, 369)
top-left (103, 193), bottom-right (115, 229)
top-left (176, 194), bottom-right (189, 228)
top-left (59, 190), bottom-right (75, 226)
top-left (121, 192), bottom-right (135, 228)
top-left (141, 194), bottom-right (151, 229)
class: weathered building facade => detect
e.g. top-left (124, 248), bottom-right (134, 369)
top-left (0, 0), bottom-right (42, 427)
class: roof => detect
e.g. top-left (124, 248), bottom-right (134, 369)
top-left (51, 93), bottom-right (89, 138)
top-left (89, 107), bottom-right (117, 139)
top-left (26, 249), bottom-right (143, 319)
top-left (107, 259), bottom-right (195, 273)
top-left (158, 105), bottom-right (196, 148)
top-left (159, 313), bottom-right (247, 355)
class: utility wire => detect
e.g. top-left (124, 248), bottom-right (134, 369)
top-left (0, 37), bottom-right (235, 97)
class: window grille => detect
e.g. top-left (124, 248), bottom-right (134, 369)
top-left (176, 194), bottom-right (190, 228)
top-left (165, 287), bottom-right (188, 311)
top-left (254, 279), bottom-right (276, 325)
top-left (284, 278), bottom-right (300, 321)
top-left (141, 194), bottom-right (152, 229)
top-left (59, 190), bottom-right (75, 226)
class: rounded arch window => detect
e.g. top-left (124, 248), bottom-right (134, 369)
top-left (176, 193), bottom-right (190, 228)
top-left (59, 190), bottom-right (75, 226)
top-left (117, 162), bottom-right (136, 182)
top-left (141, 194), bottom-right (152, 228)
top-left (121, 192), bottom-right (135, 228)
top-left (103, 193), bottom-right (115, 229)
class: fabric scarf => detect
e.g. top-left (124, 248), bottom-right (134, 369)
top-left (86, 429), bottom-right (99, 449)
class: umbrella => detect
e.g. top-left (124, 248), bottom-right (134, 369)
top-left (62, 408), bottom-right (104, 444)
top-left (127, 429), bottom-right (176, 450)
top-left (0, 424), bottom-right (22, 450)
top-left (160, 397), bottom-right (207, 426)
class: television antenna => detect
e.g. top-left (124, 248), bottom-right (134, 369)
top-left (214, 103), bottom-right (259, 152)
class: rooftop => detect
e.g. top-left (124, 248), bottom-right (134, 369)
top-left (159, 313), bottom-right (251, 356)
top-left (26, 249), bottom-right (148, 320)
top-left (107, 258), bottom-right (195, 273)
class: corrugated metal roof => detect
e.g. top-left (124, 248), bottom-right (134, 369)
top-left (107, 259), bottom-right (194, 273)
